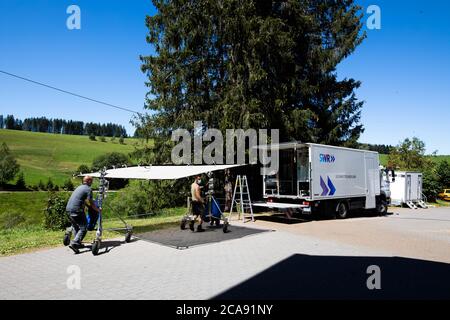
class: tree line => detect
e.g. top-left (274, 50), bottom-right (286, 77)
top-left (388, 137), bottom-right (450, 201)
top-left (358, 143), bottom-right (393, 155)
top-left (0, 114), bottom-right (127, 137)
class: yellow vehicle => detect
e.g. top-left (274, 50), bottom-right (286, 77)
top-left (438, 189), bottom-right (450, 201)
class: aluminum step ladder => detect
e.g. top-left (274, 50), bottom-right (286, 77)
top-left (416, 200), bottom-right (428, 209)
top-left (229, 175), bottom-right (254, 222)
top-left (406, 201), bottom-right (418, 209)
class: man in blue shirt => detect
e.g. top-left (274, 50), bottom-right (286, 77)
top-left (66, 176), bottom-right (100, 251)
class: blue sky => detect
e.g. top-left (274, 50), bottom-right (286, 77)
top-left (1, 1), bottom-right (449, 153)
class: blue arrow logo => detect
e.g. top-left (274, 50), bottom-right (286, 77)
top-left (320, 176), bottom-right (329, 196)
top-left (327, 177), bottom-right (336, 196)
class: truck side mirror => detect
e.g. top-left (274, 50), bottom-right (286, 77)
top-left (391, 170), bottom-right (396, 182)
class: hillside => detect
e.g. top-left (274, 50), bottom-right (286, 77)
top-left (0, 129), bottom-right (147, 186)
top-left (1, 128), bottom-right (448, 186)
top-left (379, 154), bottom-right (450, 167)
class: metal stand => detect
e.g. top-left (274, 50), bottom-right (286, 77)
top-left (63, 167), bottom-right (133, 255)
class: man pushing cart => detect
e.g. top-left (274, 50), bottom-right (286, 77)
top-left (65, 175), bottom-right (100, 253)
top-left (64, 169), bottom-right (133, 255)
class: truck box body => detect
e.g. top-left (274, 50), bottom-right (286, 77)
top-left (263, 142), bottom-right (381, 210)
top-left (389, 171), bottom-right (423, 206)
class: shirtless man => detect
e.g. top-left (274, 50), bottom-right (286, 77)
top-left (190, 175), bottom-right (205, 232)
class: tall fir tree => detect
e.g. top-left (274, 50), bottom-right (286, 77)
top-left (141, 0), bottom-right (366, 162)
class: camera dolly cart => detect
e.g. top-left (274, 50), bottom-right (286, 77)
top-left (180, 171), bottom-right (230, 233)
top-left (63, 168), bottom-right (133, 255)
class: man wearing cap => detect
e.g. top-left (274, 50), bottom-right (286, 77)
top-left (66, 176), bottom-right (100, 252)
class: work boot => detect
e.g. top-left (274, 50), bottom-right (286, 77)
top-left (68, 241), bottom-right (80, 254)
top-left (189, 221), bottom-right (195, 231)
top-left (197, 225), bottom-right (205, 232)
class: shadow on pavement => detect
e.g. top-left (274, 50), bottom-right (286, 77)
top-left (254, 210), bottom-right (394, 225)
top-left (213, 254), bottom-right (450, 300)
top-left (74, 239), bottom-right (134, 255)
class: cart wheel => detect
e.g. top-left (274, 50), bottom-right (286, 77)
top-left (125, 232), bottom-right (132, 243)
top-left (180, 218), bottom-right (187, 230)
top-left (92, 240), bottom-right (101, 256)
top-left (223, 222), bottom-right (229, 233)
top-left (63, 233), bottom-right (71, 246)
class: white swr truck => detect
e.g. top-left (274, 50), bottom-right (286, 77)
top-left (257, 142), bottom-right (393, 218)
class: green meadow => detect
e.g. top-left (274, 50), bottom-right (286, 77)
top-left (0, 129), bottom-right (147, 186)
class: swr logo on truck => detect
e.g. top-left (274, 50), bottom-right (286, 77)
top-left (320, 176), bottom-right (336, 196)
top-left (320, 154), bottom-right (336, 163)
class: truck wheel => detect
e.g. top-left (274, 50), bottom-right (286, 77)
top-left (336, 202), bottom-right (348, 219)
top-left (377, 200), bottom-right (388, 215)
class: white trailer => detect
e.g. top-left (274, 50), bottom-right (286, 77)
top-left (389, 171), bottom-right (427, 209)
top-left (258, 142), bottom-right (391, 218)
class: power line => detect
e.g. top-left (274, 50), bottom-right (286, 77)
top-left (0, 70), bottom-right (140, 114)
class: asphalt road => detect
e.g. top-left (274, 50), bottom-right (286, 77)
top-left (0, 206), bottom-right (449, 299)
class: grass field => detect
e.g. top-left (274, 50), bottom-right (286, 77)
top-left (0, 192), bottom-right (49, 228)
top-left (0, 191), bottom-right (186, 256)
top-left (0, 208), bottom-right (186, 256)
top-left (0, 129), bottom-right (149, 186)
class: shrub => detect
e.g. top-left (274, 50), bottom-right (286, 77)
top-left (63, 179), bottom-right (75, 191)
top-left (0, 142), bottom-right (20, 186)
top-left (436, 160), bottom-right (450, 188)
top-left (92, 152), bottom-right (130, 171)
top-left (100, 136), bottom-right (106, 143)
top-left (108, 180), bottom-right (187, 217)
top-left (15, 172), bottom-right (26, 190)
top-left (89, 133), bottom-right (96, 141)
top-left (75, 164), bottom-right (90, 175)
top-left (37, 180), bottom-right (46, 191)
top-left (46, 178), bottom-right (55, 191)
top-left (119, 136), bottom-right (125, 144)
top-left (92, 152), bottom-right (131, 189)
top-left (44, 192), bottom-right (70, 230)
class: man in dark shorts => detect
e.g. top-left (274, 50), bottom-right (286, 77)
top-left (66, 176), bottom-right (100, 252)
top-left (190, 175), bottom-right (205, 232)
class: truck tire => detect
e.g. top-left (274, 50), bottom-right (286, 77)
top-left (376, 199), bottom-right (388, 216)
top-left (336, 202), bottom-right (348, 219)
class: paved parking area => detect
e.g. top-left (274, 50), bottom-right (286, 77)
top-left (0, 207), bottom-right (449, 299)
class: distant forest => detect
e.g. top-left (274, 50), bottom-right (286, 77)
top-left (0, 114), bottom-right (127, 137)
top-left (358, 143), bottom-right (393, 155)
